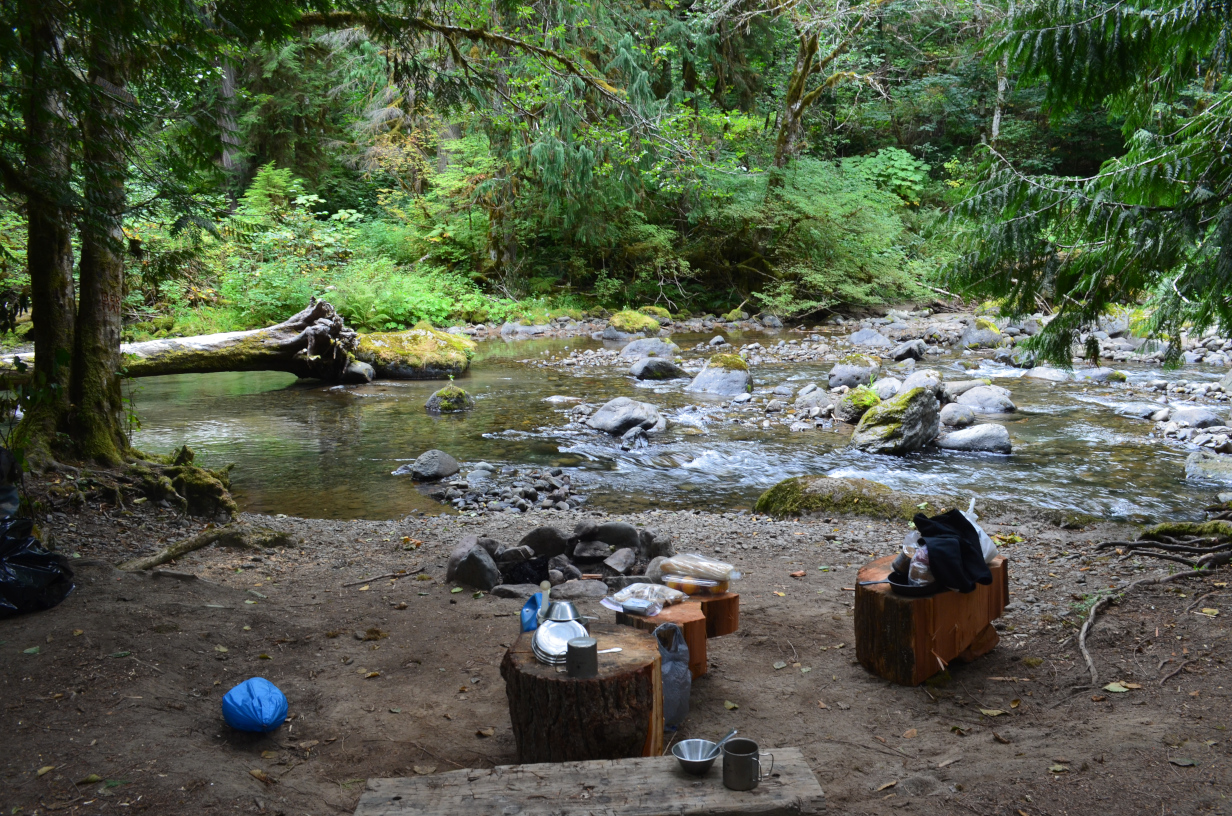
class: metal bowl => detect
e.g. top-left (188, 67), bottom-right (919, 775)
top-left (533, 619), bottom-right (589, 662)
top-left (672, 739), bottom-right (719, 776)
top-left (544, 601), bottom-right (583, 622)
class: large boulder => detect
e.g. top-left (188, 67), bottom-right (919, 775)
top-left (891, 339), bottom-right (927, 361)
top-left (446, 541), bottom-right (502, 591)
top-left (619, 338), bottom-right (681, 360)
top-left (592, 521), bottom-right (641, 551)
top-left (518, 526), bottom-right (569, 558)
top-left (1186, 449), bottom-right (1232, 483)
top-left (828, 354), bottom-right (880, 388)
top-left (848, 328), bottom-right (893, 348)
top-left (629, 358), bottom-right (689, 380)
top-left (939, 403), bottom-right (977, 428)
top-left (956, 385), bottom-right (1016, 414)
top-left (354, 323), bottom-right (476, 379)
top-left (586, 397), bottom-right (665, 435)
top-left (755, 475), bottom-right (925, 520)
top-left (425, 385), bottom-right (475, 413)
top-left (901, 369), bottom-right (943, 398)
top-left (1172, 406), bottom-right (1222, 428)
top-left (959, 318), bottom-right (1005, 349)
top-left (849, 386), bottom-right (941, 455)
top-left (685, 354), bottom-right (753, 396)
top-left (834, 385), bottom-right (881, 423)
top-left (935, 423), bottom-right (1012, 454)
top-left (396, 449), bottom-right (460, 481)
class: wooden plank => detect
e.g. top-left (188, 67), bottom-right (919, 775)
top-left (353, 747), bottom-right (825, 816)
top-left (854, 555), bottom-right (1009, 685)
top-left (698, 592), bottom-right (740, 637)
top-left (616, 601), bottom-right (708, 678)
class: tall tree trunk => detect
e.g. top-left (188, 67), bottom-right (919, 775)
top-left (72, 35), bottom-right (129, 465)
top-left (990, 55), bottom-right (1007, 146)
top-left (22, 5), bottom-right (76, 448)
top-left (772, 33), bottom-right (820, 171)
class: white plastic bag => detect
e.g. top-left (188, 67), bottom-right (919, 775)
top-left (908, 545), bottom-right (934, 586)
top-left (605, 583), bottom-right (687, 608)
top-left (962, 498), bottom-right (999, 563)
top-left (658, 553), bottom-right (743, 582)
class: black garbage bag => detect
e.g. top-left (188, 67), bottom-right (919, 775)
top-left (0, 517), bottom-right (74, 618)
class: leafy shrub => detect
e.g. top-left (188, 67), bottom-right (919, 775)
top-left (844, 148), bottom-right (932, 206)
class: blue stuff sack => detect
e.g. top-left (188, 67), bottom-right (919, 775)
top-left (222, 677), bottom-right (288, 733)
top-left (520, 592), bottom-right (544, 632)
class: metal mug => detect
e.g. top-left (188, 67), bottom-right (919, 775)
top-left (565, 637), bottom-right (598, 678)
top-left (722, 738), bottom-right (774, 791)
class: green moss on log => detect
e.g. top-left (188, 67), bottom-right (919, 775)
top-left (610, 309), bottom-right (661, 333)
top-left (354, 322), bottom-right (476, 379)
top-left (709, 353), bottom-right (749, 371)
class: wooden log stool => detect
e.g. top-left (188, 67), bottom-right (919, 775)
top-left (698, 591), bottom-right (740, 637)
top-left (615, 601), bottom-right (708, 679)
top-left (854, 555), bottom-right (1009, 685)
top-left (500, 623), bottom-right (663, 763)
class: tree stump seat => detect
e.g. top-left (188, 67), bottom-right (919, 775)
top-left (501, 624), bottom-right (663, 763)
top-left (854, 555), bottom-right (1009, 685)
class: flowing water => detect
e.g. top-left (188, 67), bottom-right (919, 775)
top-left (131, 331), bottom-right (1227, 521)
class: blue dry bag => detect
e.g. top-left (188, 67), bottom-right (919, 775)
top-left (520, 591), bottom-right (544, 632)
top-left (222, 677), bottom-right (288, 733)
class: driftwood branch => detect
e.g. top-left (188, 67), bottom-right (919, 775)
top-left (118, 523), bottom-right (296, 571)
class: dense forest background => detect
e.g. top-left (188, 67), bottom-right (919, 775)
top-left (0, 0), bottom-right (1130, 346)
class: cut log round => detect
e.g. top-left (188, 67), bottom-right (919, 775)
top-left (500, 623), bottom-right (662, 763)
top-left (698, 591), bottom-right (740, 637)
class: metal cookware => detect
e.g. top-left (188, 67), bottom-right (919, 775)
top-left (565, 637), bottom-right (598, 678)
top-left (722, 738), bottom-right (774, 791)
top-left (672, 739), bottom-right (719, 776)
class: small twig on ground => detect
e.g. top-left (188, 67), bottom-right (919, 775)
top-left (1184, 590), bottom-right (1228, 613)
top-left (1079, 569), bottom-right (1208, 685)
top-left (342, 567), bottom-right (423, 588)
top-left (129, 655), bottom-right (164, 674)
top-left (1160, 660), bottom-right (1195, 685)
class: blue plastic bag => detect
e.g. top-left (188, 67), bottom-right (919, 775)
top-left (520, 592), bottom-right (544, 632)
top-left (654, 622), bottom-right (691, 727)
top-left (222, 677), bottom-right (288, 733)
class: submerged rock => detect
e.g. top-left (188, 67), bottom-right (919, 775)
top-left (935, 423), bottom-right (1012, 453)
top-left (685, 354), bottom-right (753, 396)
top-left (828, 353), bottom-right (880, 388)
top-left (354, 323), bottom-right (476, 379)
top-left (629, 358), bottom-right (689, 380)
top-left (849, 386), bottom-right (940, 455)
top-left (586, 397), bottom-right (665, 435)
top-left (425, 385), bottom-right (475, 413)
top-left (1186, 449), bottom-right (1232, 483)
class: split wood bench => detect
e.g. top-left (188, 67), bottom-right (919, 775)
top-left (352, 748), bottom-right (825, 816)
top-left (854, 554), bottom-right (1009, 685)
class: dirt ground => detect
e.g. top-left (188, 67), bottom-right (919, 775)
top-left (2, 477), bottom-right (1230, 816)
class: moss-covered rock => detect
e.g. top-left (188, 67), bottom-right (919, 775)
top-left (685, 353), bottom-right (753, 395)
top-left (828, 353), bottom-right (881, 388)
top-left (754, 476), bottom-right (926, 520)
top-left (849, 386), bottom-right (941, 455)
top-left (638, 305), bottom-right (672, 321)
top-left (425, 384), bottom-right (476, 413)
top-left (354, 322), bottom-right (476, 379)
top-left (610, 310), bottom-right (661, 333)
top-left (127, 452), bottom-right (237, 520)
top-left (1142, 520), bottom-right (1232, 541)
top-left (833, 384), bottom-right (880, 423)
top-left (974, 317), bottom-right (1001, 334)
top-left (709, 353), bottom-right (748, 371)
top-left (722, 308), bottom-right (748, 322)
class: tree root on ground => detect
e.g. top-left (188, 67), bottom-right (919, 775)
top-left (118, 523), bottom-right (296, 571)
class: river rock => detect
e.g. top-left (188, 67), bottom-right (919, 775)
top-left (849, 328), bottom-right (893, 348)
top-left (446, 541), bottom-right (501, 591)
top-left (891, 339), bottom-right (927, 361)
top-left (354, 326), bottom-right (476, 379)
top-left (935, 423), bottom-right (1012, 453)
top-left (834, 385), bottom-right (881, 423)
top-left (685, 354), bottom-right (753, 396)
top-left (901, 369), bottom-right (943, 398)
top-left (828, 354), bottom-right (880, 388)
top-left (1009, 348), bottom-right (1037, 368)
top-left (849, 386), bottom-right (941, 455)
top-left (1024, 366), bottom-right (1070, 382)
top-left (760, 314), bottom-right (784, 328)
top-left (645, 556), bottom-right (669, 583)
top-left (1173, 406), bottom-right (1222, 428)
top-left (403, 449), bottom-right (460, 481)
top-left (601, 325), bottom-right (636, 341)
top-left (956, 385), bottom-right (1016, 414)
top-left (594, 521), bottom-right (641, 551)
top-left (639, 528), bottom-right (674, 559)
top-left (960, 320), bottom-right (1004, 349)
top-left (619, 338), bottom-right (681, 360)
top-left (497, 545), bottom-right (535, 564)
top-left (549, 579), bottom-right (609, 600)
top-left (603, 548), bottom-right (637, 575)
top-left (941, 379), bottom-right (990, 402)
top-left (872, 377), bottom-right (901, 400)
top-left (343, 359), bottom-right (375, 383)
top-left (1186, 449), bottom-right (1232, 482)
top-left (425, 385), bottom-right (475, 413)
top-left (629, 357), bottom-right (689, 380)
top-left (572, 540), bottom-right (612, 561)
top-left (708, 335), bottom-right (727, 346)
top-left (794, 390), bottom-right (829, 411)
top-left (939, 403), bottom-right (977, 428)
top-left (518, 526), bottom-right (569, 557)
top-left (586, 397), bottom-right (665, 434)
top-left (491, 584), bottom-right (542, 600)
top-left (573, 519), bottom-right (598, 540)
top-left (1073, 367), bottom-right (1128, 383)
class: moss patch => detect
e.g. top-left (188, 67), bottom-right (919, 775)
top-left (425, 384), bottom-right (476, 413)
top-left (974, 317), bottom-right (1001, 334)
top-left (709, 353), bottom-right (749, 372)
top-left (610, 310), bottom-right (661, 333)
top-left (355, 322), bottom-right (476, 379)
top-left (722, 308), bottom-right (747, 322)
top-left (1107, 370), bottom-right (1128, 382)
top-left (638, 305), bottom-right (672, 321)
top-left (127, 454), bottom-right (237, 519)
top-left (754, 476), bottom-right (925, 520)
top-left (1142, 520), bottom-right (1232, 541)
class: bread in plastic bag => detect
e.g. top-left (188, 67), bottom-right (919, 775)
top-left (610, 582), bottom-right (688, 606)
top-left (657, 553), bottom-right (742, 582)
top-left (662, 575), bottom-right (729, 595)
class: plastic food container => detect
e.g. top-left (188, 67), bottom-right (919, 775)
top-left (662, 574), bottom-right (729, 596)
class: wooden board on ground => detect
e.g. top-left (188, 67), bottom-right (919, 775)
top-left (501, 624), bottom-right (663, 762)
top-left (854, 555), bottom-right (1009, 686)
top-left (616, 601), bottom-right (707, 678)
top-left (698, 591), bottom-right (740, 637)
top-left (353, 747), bottom-right (825, 816)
